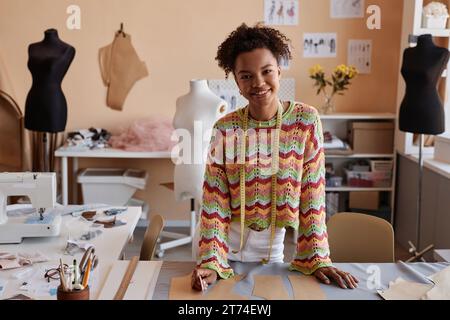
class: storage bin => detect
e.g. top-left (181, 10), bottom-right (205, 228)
top-left (326, 176), bottom-right (343, 187)
top-left (78, 168), bottom-right (148, 206)
top-left (422, 15), bottom-right (448, 29)
top-left (370, 160), bottom-right (393, 172)
top-left (345, 169), bottom-right (392, 188)
top-left (126, 198), bottom-right (150, 221)
top-left (349, 191), bottom-right (379, 210)
top-left (348, 122), bottom-right (394, 154)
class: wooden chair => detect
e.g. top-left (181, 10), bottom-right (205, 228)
top-left (0, 90), bottom-right (23, 172)
top-left (140, 214), bottom-right (165, 261)
top-left (327, 212), bottom-right (395, 263)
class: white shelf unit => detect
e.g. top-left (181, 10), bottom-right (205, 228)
top-left (321, 113), bottom-right (396, 224)
top-left (396, 0), bottom-right (450, 156)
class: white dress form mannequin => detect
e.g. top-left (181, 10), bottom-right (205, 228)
top-left (173, 79), bottom-right (227, 204)
top-left (157, 79), bottom-right (226, 258)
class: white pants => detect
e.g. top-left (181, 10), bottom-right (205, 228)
top-left (193, 220), bottom-right (285, 263)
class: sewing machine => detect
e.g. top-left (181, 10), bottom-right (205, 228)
top-left (0, 172), bottom-right (61, 243)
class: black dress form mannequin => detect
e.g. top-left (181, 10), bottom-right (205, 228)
top-left (24, 29), bottom-right (75, 171)
top-left (25, 28), bottom-right (75, 132)
top-left (399, 34), bottom-right (449, 134)
top-left (399, 34), bottom-right (449, 262)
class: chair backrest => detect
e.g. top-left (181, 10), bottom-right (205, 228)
top-left (0, 90), bottom-right (23, 171)
top-left (327, 212), bottom-right (395, 263)
top-left (140, 214), bottom-right (165, 261)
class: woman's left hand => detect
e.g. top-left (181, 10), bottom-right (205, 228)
top-left (313, 267), bottom-right (359, 289)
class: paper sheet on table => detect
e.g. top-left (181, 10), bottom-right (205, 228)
top-left (205, 274), bottom-right (246, 300)
top-left (0, 251), bottom-right (49, 270)
top-left (377, 278), bottom-right (433, 300)
top-left (169, 274), bottom-right (247, 300)
top-left (98, 260), bottom-right (162, 300)
top-left (253, 275), bottom-right (291, 300)
top-left (288, 275), bottom-right (326, 300)
top-left (16, 265), bottom-right (59, 299)
top-left (423, 265), bottom-right (450, 300)
top-left (0, 279), bottom-right (7, 297)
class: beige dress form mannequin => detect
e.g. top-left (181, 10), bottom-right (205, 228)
top-left (172, 79), bottom-right (227, 257)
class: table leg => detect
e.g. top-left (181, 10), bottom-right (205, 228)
top-left (62, 156), bottom-right (68, 205)
top-left (72, 158), bottom-right (79, 204)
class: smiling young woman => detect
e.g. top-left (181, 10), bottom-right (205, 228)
top-left (191, 23), bottom-right (359, 292)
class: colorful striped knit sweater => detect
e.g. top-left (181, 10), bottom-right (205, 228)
top-left (198, 101), bottom-right (332, 279)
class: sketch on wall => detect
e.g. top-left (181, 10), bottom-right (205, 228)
top-left (303, 33), bottom-right (337, 58)
top-left (209, 79), bottom-right (296, 113)
top-left (264, 0), bottom-right (299, 26)
top-left (331, 0), bottom-right (365, 18)
top-left (348, 39), bottom-right (372, 74)
top-left (279, 55), bottom-right (290, 70)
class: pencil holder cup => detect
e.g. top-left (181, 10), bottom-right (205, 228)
top-left (57, 285), bottom-right (90, 300)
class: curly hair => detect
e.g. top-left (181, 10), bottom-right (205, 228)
top-left (216, 23), bottom-right (292, 78)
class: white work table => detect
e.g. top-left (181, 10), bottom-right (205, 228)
top-left (152, 261), bottom-right (450, 300)
top-left (54, 147), bottom-right (172, 205)
top-left (0, 206), bottom-right (141, 300)
top-left (434, 249), bottom-right (450, 262)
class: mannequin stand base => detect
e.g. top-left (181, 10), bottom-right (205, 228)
top-left (405, 241), bottom-right (434, 262)
top-left (156, 198), bottom-right (196, 258)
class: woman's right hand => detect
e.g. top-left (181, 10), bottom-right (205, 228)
top-left (191, 268), bottom-right (218, 291)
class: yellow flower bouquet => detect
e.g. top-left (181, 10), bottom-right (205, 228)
top-left (309, 64), bottom-right (358, 114)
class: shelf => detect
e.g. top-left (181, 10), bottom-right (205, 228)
top-left (415, 27), bottom-right (450, 37)
top-left (325, 153), bottom-right (395, 158)
top-left (320, 113), bottom-right (396, 120)
top-left (424, 158), bottom-right (450, 180)
top-left (55, 147), bottom-right (172, 159)
top-left (326, 187), bottom-right (393, 192)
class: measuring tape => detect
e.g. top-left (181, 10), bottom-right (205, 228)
top-left (233, 101), bottom-right (283, 264)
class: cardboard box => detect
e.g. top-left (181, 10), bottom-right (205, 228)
top-left (434, 135), bottom-right (450, 164)
top-left (348, 122), bottom-right (394, 154)
top-left (349, 191), bottom-right (379, 211)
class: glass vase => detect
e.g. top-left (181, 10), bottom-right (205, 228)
top-left (320, 94), bottom-right (335, 114)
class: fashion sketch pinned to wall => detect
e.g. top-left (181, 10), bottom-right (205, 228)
top-left (99, 24), bottom-right (148, 111)
top-left (303, 33), bottom-right (337, 58)
top-left (279, 55), bottom-right (290, 70)
top-left (348, 39), bottom-right (372, 74)
top-left (264, 0), bottom-right (299, 26)
top-left (331, 0), bottom-right (365, 18)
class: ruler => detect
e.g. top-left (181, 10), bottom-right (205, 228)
top-left (113, 256), bottom-right (139, 300)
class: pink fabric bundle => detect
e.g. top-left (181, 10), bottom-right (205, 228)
top-left (109, 117), bottom-right (176, 152)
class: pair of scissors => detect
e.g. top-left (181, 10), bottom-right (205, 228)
top-left (79, 246), bottom-right (95, 274)
top-left (90, 255), bottom-right (98, 271)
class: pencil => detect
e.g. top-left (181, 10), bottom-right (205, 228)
top-left (198, 274), bottom-right (206, 291)
top-left (82, 257), bottom-right (92, 288)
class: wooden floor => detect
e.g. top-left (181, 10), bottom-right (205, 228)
top-left (124, 225), bottom-right (413, 262)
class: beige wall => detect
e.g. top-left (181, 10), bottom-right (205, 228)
top-left (0, 0), bottom-right (403, 221)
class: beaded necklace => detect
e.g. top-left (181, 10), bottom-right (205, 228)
top-left (233, 100), bottom-right (283, 264)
